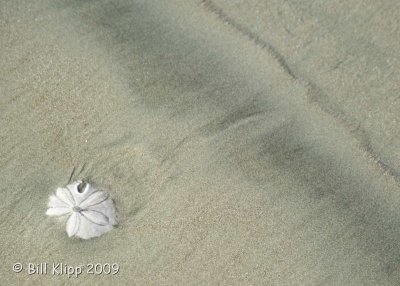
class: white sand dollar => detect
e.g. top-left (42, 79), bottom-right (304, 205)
top-left (46, 180), bottom-right (117, 239)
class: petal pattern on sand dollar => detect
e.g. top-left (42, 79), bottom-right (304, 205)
top-left (46, 180), bottom-right (117, 239)
top-left (46, 206), bottom-right (71, 216)
top-left (82, 210), bottom-right (110, 226)
top-left (55, 187), bottom-right (75, 207)
top-left (80, 191), bottom-right (109, 209)
top-left (66, 212), bottom-right (80, 237)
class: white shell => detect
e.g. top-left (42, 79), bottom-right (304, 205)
top-left (46, 180), bottom-right (117, 239)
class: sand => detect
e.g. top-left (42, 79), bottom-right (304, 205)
top-left (1, 0), bottom-right (400, 285)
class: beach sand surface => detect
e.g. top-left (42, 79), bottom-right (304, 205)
top-left (1, 0), bottom-right (400, 285)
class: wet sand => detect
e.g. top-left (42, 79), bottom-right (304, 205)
top-left (1, 0), bottom-right (400, 285)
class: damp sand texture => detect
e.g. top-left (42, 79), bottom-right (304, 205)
top-left (1, 0), bottom-right (400, 285)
